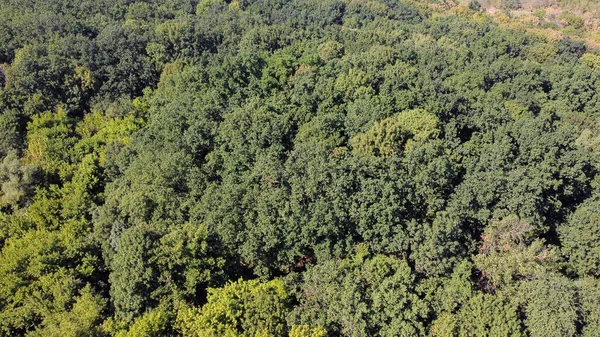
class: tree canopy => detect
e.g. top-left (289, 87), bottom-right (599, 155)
top-left (1, 0), bottom-right (600, 336)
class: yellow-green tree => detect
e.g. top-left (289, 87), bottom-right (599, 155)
top-left (351, 109), bottom-right (440, 157)
top-left (176, 278), bottom-right (290, 337)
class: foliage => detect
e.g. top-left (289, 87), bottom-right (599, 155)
top-left (289, 249), bottom-right (429, 337)
top-left (560, 196), bottom-right (600, 277)
top-left (176, 278), bottom-right (290, 337)
top-left (0, 0), bottom-right (599, 335)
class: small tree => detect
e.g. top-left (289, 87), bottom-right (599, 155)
top-left (469, 0), bottom-right (482, 11)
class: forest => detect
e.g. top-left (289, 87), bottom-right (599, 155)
top-left (1, 0), bottom-right (600, 336)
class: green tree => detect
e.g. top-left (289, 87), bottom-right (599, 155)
top-left (28, 285), bottom-right (107, 337)
top-left (290, 248), bottom-right (429, 337)
top-left (112, 308), bottom-right (170, 337)
top-left (110, 225), bottom-right (158, 323)
top-left (351, 109), bottom-right (440, 157)
top-left (474, 215), bottom-right (561, 289)
top-left (152, 223), bottom-right (229, 302)
top-left (176, 278), bottom-right (290, 337)
top-left (522, 274), bottom-right (579, 337)
top-left (560, 196), bottom-right (600, 277)
top-left (317, 41), bottom-right (344, 62)
top-left (24, 108), bottom-right (76, 177)
top-left (0, 150), bottom-right (37, 209)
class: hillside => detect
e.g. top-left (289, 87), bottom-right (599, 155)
top-left (442, 0), bottom-right (600, 48)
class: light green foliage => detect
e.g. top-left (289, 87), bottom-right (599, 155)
top-left (397, 109), bottom-right (440, 141)
top-left (351, 109), bottom-right (440, 157)
top-left (25, 108), bottom-right (76, 177)
top-left (0, 232), bottom-right (72, 333)
top-left (335, 68), bottom-right (375, 100)
top-left (425, 260), bottom-right (474, 315)
top-left (289, 325), bottom-right (327, 337)
top-left (504, 101), bottom-right (530, 121)
top-left (176, 278), bottom-right (289, 337)
top-left (74, 111), bottom-right (142, 163)
top-left (351, 116), bottom-right (409, 157)
top-left (0, 236), bottom-right (99, 335)
top-left (579, 53), bottom-right (600, 70)
top-left (474, 216), bottom-right (561, 289)
top-left (27, 285), bottom-right (107, 337)
top-left (60, 153), bottom-right (102, 219)
top-left (196, 0), bottom-right (226, 15)
top-left (428, 261), bottom-right (523, 337)
top-left (113, 308), bottom-right (170, 337)
top-left (290, 249), bottom-right (429, 337)
top-left (429, 312), bottom-right (458, 337)
top-left (528, 43), bottom-right (558, 63)
top-left (153, 223), bottom-right (228, 301)
top-left (559, 11), bottom-right (584, 29)
top-left (318, 41), bottom-right (344, 62)
top-left (576, 126), bottom-right (600, 168)
top-left (0, 104), bottom-right (130, 335)
top-left (155, 19), bottom-right (195, 60)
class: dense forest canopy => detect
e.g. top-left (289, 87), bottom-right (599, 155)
top-left (1, 0), bottom-right (600, 336)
